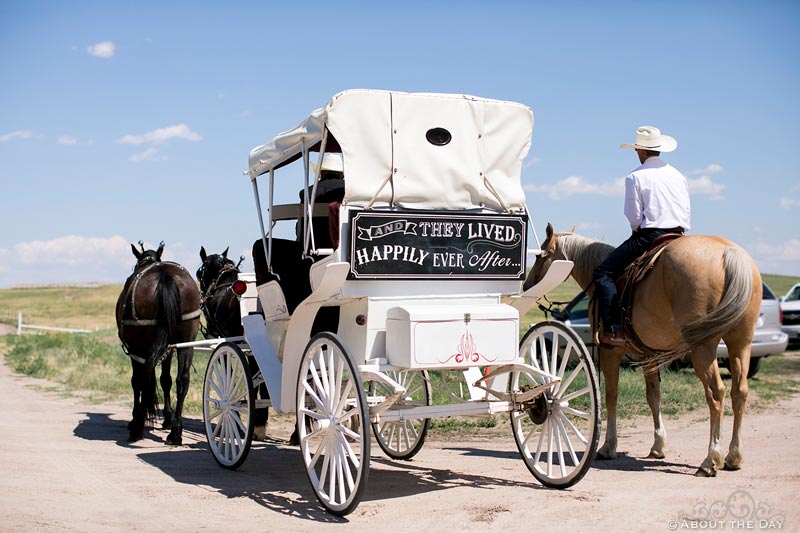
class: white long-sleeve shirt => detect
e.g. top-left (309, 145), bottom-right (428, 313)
top-left (624, 156), bottom-right (691, 232)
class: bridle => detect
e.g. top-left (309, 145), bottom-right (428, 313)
top-left (198, 255), bottom-right (243, 303)
top-left (199, 255), bottom-right (243, 338)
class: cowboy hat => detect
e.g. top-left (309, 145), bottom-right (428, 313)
top-left (311, 152), bottom-right (344, 174)
top-left (620, 126), bottom-right (677, 152)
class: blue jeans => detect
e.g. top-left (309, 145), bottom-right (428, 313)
top-left (593, 228), bottom-right (679, 332)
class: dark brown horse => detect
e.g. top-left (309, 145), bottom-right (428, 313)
top-left (197, 246), bottom-right (269, 440)
top-left (524, 224), bottom-right (761, 477)
top-left (116, 241), bottom-right (201, 444)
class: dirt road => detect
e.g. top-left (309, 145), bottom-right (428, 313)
top-left (0, 352), bottom-right (797, 532)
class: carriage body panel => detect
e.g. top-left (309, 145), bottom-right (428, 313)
top-left (385, 303), bottom-right (519, 369)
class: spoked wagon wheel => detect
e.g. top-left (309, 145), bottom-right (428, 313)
top-left (370, 370), bottom-right (432, 460)
top-left (297, 332), bottom-right (370, 516)
top-left (203, 342), bottom-right (255, 470)
top-left (509, 321), bottom-right (600, 488)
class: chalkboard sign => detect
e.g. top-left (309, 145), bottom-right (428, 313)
top-left (348, 211), bottom-right (527, 280)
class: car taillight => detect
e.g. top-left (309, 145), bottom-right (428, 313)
top-left (232, 280), bottom-right (248, 296)
top-left (779, 303), bottom-right (783, 325)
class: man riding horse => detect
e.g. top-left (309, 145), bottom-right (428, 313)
top-left (594, 126), bottom-right (691, 346)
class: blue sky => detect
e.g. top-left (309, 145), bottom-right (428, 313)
top-left (1, 1), bottom-right (798, 288)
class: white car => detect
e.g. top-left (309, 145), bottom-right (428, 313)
top-left (780, 282), bottom-right (800, 345)
top-left (552, 281), bottom-right (788, 377)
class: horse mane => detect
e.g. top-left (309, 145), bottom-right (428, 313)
top-left (557, 233), bottom-right (614, 286)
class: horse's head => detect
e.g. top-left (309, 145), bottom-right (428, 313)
top-left (130, 240), bottom-right (164, 269)
top-left (522, 223), bottom-right (573, 291)
top-left (197, 246), bottom-right (236, 294)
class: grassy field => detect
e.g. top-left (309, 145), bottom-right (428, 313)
top-left (0, 272), bottom-right (798, 432)
top-left (0, 284), bottom-right (122, 331)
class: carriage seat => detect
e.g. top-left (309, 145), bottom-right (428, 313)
top-left (251, 237), bottom-right (340, 332)
top-left (252, 238), bottom-right (313, 315)
top-left (296, 177), bottom-right (345, 250)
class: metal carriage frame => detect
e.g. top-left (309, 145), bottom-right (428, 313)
top-left (176, 89), bottom-right (600, 516)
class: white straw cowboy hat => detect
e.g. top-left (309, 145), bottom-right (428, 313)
top-left (620, 126), bottom-right (677, 152)
top-left (311, 152), bottom-right (344, 173)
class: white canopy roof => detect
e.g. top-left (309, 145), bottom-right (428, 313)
top-left (248, 89), bottom-right (533, 212)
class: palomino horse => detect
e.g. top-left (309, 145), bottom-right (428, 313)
top-left (197, 246), bottom-right (269, 440)
top-left (116, 242), bottom-right (201, 443)
top-left (524, 224), bottom-right (761, 477)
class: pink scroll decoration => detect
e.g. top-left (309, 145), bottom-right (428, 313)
top-left (437, 330), bottom-right (499, 364)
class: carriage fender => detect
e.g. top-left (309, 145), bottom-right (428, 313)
top-left (505, 259), bottom-right (574, 318)
top-left (242, 314), bottom-right (284, 412)
top-left (282, 261), bottom-right (350, 412)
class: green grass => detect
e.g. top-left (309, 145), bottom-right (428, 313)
top-left (0, 284), bottom-right (122, 330)
top-left (762, 273), bottom-right (800, 297)
top-left (3, 332), bottom-right (130, 402)
top-left (2, 332), bottom-right (211, 414)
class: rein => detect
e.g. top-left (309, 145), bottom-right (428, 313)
top-left (199, 263), bottom-right (239, 305)
top-left (199, 262), bottom-right (240, 338)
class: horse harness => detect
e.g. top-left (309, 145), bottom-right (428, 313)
top-left (119, 261), bottom-right (201, 364)
top-left (199, 263), bottom-right (240, 338)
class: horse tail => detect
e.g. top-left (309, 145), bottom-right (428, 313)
top-left (646, 245), bottom-right (754, 372)
top-left (146, 269), bottom-right (182, 371)
top-left (680, 245), bottom-right (754, 348)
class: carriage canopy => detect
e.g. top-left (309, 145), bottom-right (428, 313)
top-left (248, 89), bottom-right (533, 213)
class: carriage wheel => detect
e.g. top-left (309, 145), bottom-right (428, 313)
top-left (297, 333), bottom-right (370, 516)
top-left (370, 370), bottom-right (432, 460)
top-left (510, 321), bottom-right (600, 489)
top-left (203, 342), bottom-right (255, 470)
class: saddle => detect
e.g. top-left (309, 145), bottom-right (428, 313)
top-left (594, 232), bottom-right (684, 354)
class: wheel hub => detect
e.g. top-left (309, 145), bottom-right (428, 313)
top-left (527, 393), bottom-right (549, 425)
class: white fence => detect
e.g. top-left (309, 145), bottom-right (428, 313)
top-left (16, 313), bottom-right (93, 335)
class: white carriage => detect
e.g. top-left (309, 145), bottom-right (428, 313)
top-left (196, 89), bottom-right (599, 515)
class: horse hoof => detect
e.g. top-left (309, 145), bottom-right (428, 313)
top-left (165, 434), bottom-right (182, 446)
top-left (254, 426), bottom-right (267, 441)
top-left (289, 429), bottom-right (300, 446)
top-left (694, 467), bottom-right (717, 477)
top-left (596, 446), bottom-right (617, 460)
top-left (723, 461), bottom-right (742, 471)
top-left (128, 432), bottom-right (143, 442)
top-left (647, 451), bottom-right (666, 459)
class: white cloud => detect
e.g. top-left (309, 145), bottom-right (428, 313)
top-left (0, 130), bottom-right (34, 142)
top-left (577, 222), bottom-right (603, 231)
top-left (690, 163), bottom-right (723, 175)
top-left (87, 41), bottom-right (116, 58)
top-left (129, 147), bottom-right (165, 162)
top-left (117, 123), bottom-right (202, 145)
top-left (523, 156), bottom-right (541, 169)
top-left (780, 197), bottom-right (799, 209)
top-left (15, 235), bottom-right (130, 266)
top-left (57, 135), bottom-right (78, 145)
top-left (524, 176), bottom-right (624, 200)
top-left (687, 176), bottom-right (726, 199)
top-left (748, 239), bottom-right (800, 276)
top-left (0, 236), bottom-right (203, 287)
